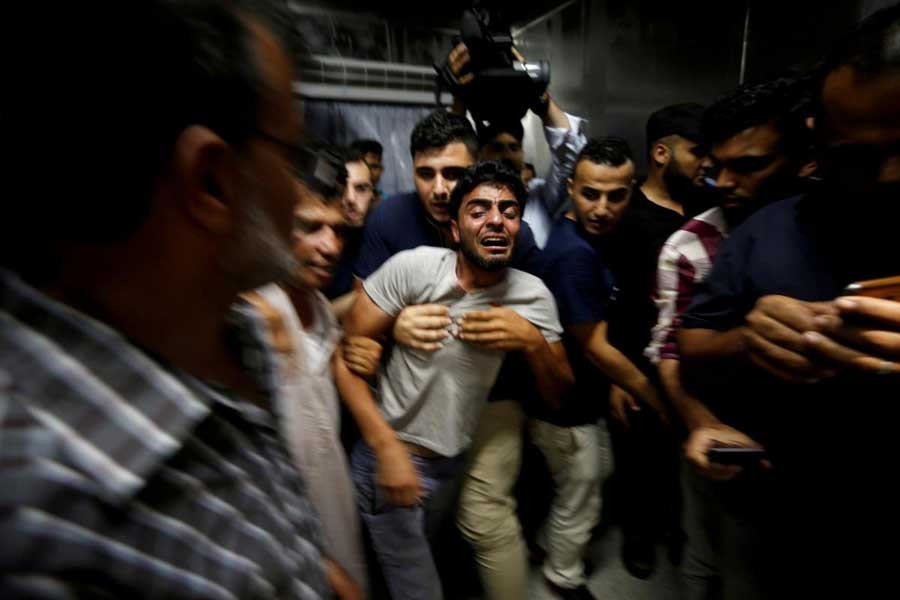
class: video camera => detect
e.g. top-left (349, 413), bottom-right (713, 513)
top-left (435, 4), bottom-right (551, 126)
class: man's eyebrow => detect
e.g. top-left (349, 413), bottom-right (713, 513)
top-left (464, 197), bottom-right (521, 209)
top-left (464, 198), bottom-right (494, 208)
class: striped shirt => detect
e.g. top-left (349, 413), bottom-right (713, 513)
top-left (644, 207), bottom-right (729, 364)
top-left (0, 270), bottom-right (328, 599)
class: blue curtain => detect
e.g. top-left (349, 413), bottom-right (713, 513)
top-left (303, 100), bottom-right (434, 198)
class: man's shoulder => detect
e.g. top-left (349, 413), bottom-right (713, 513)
top-left (505, 265), bottom-right (551, 288)
top-left (685, 207), bottom-right (728, 235)
top-left (502, 267), bottom-right (559, 308)
top-left (251, 283), bottom-right (294, 317)
top-left (374, 246), bottom-right (453, 275)
top-left (732, 195), bottom-right (804, 239)
top-left (665, 207), bottom-right (728, 253)
top-left (0, 376), bottom-right (99, 502)
top-left (355, 192), bottom-right (430, 278)
top-left (543, 220), bottom-right (598, 264)
top-left (500, 269), bottom-right (562, 336)
top-left (369, 191), bottom-right (420, 223)
top-left (391, 245), bottom-right (452, 262)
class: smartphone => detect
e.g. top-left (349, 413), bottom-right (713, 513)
top-left (842, 275), bottom-right (900, 301)
top-left (707, 447), bottom-right (767, 467)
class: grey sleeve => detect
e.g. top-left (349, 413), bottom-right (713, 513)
top-left (517, 280), bottom-right (564, 344)
top-left (361, 249), bottom-right (420, 317)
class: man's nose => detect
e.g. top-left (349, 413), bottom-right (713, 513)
top-left (716, 168), bottom-right (737, 190)
top-left (595, 196), bottom-right (612, 219)
top-left (433, 175), bottom-right (449, 198)
top-left (319, 227), bottom-right (341, 258)
top-left (486, 207), bottom-right (504, 228)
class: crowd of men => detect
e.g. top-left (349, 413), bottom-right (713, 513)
top-left (2, 1), bottom-right (900, 599)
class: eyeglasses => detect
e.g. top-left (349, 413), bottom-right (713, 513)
top-left (254, 130), bottom-right (347, 197)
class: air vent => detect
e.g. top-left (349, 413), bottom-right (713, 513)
top-left (297, 55), bottom-right (453, 104)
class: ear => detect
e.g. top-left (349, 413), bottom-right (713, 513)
top-left (651, 142), bottom-right (671, 168)
top-left (451, 218), bottom-right (461, 245)
top-left (170, 125), bottom-right (238, 236)
top-left (566, 176), bottom-right (574, 198)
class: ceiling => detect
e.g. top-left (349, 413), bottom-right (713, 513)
top-left (291, 0), bottom-right (571, 32)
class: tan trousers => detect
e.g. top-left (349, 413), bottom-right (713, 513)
top-left (528, 419), bottom-right (608, 589)
top-left (456, 400), bottom-right (528, 600)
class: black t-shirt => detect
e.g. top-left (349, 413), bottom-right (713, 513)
top-left (602, 187), bottom-right (685, 371)
top-left (536, 217), bottom-right (617, 426)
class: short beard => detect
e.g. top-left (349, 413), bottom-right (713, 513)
top-left (662, 159), bottom-right (695, 202)
top-left (218, 174), bottom-right (298, 292)
top-left (458, 237), bottom-right (511, 272)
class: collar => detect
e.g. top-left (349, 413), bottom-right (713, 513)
top-left (0, 269), bottom-right (277, 504)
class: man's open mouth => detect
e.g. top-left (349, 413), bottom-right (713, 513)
top-left (480, 237), bottom-right (510, 252)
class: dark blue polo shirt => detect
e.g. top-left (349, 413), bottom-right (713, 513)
top-left (323, 228), bottom-right (362, 300)
top-left (353, 191), bottom-right (544, 279)
top-left (681, 196), bottom-right (842, 330)
top-left (536, 217), bottom-right (617, 426)
top-left (680, 194), bottom-right (900, 495)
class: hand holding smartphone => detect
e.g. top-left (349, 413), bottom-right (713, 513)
top-left (706, 446), bottom-right (768, 467)
top-left (842, 275), bottom-right (900, 301)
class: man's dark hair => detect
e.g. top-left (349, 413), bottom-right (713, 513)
top-left (9, 0), bottom-right (296, 249)
top-left (350, 139), bottom-right (383, 157)
top-left (410, 111), bottom-right (480, 159)
top-left (703, 75), bottom-right (813, 159)
top-left (340, 146), bottom-right (368, 167)
top-left (821, 3), bottom-right (900, 76)
top-left (449, 161), bottom-right (527, 218)
top-left (523, 162), bottom-right (536, 175)
top-left (476, 119), bottom-right (525, 147)
top-left (813, 4), bottom-right (900, 121)
top-left (574, 137), bottom-right (635, 169)
top-left (645, 102), bottom-right (705, 158)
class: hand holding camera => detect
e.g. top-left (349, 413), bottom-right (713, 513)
top-left (435, 6), bottom-right (551, 125)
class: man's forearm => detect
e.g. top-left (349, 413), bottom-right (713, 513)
top-left (678, 327), bottom-right (747, 362)
top-left (658, 358), bottom-right (720, 431)
top-left (537, 99), bottom-right (585, 218)
top-left (332, 350), bottom-right (397, 451)
top-left (538, 96), bottom-right (570, 130)
top-left (325, 559), bottom-right (361, 600)
top-left (522, 340), bottom-right (574, 409)
top-left (586, 341), bottom-right (656, 405)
